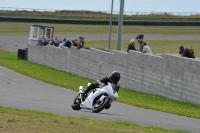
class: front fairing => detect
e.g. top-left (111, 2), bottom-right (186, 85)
top-left (102, 83), bottom-right (118, 100)
top-left (80, 83), bottom-right (118, 110)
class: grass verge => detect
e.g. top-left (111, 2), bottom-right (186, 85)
top-left (0, 106), bottom-right (190, 133)
top-left (0, 52), bottom-right (200, 119)
top-left (1, 22), bottom-right (200, 35)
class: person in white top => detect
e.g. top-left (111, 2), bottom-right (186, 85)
top-left (142, 42), bottom-right (152, 54)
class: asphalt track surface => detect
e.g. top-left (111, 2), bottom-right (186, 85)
top-left (0, 34), bottom-right (200, 52)
top-left (1, 66), bottom-right (200, 132)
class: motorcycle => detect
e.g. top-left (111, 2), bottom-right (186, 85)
top-left (71, 82), bottom-right (119, 113)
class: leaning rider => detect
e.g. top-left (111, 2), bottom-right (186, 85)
top-left (82, 71), bottom-right (121, 99)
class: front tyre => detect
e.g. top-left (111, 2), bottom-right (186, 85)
top-left (92, 96), bottom-right (110, 113)
top-left (71, 95), bottom-right (81, 110)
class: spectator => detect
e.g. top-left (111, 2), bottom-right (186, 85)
top-left (179, 46), bottom-right (195, 59)
top-left (136, 34), bottom-right (144, 52)
top-left (54, 37), bottom-right (61, 47)
top-left (37, 38), bottom-right (42, 46)
top-left (80, 37), bottom-right (85, 45)
top-left (127, 39), bottom-right (136, 53)
top-left (41, 36), bottom-right (47, 46)
top-left (48, 38), bottom-right (54, 46)
top-left (77, 40), bottom-right (84, 49)
top-left (142, 42), bottom-right (152, 54)
top-left (65, 38), bottom-right (72, 48)
top-left (46, 37), bottom-right (50, 44)
top-left (60, 38), bottom-right (67, 47)
top-left (72, 40), bottom-right (77, 47)
top-left (138, 39), bottom-right (144, 52)
top-left (60, 38), bottom-right (71, 48)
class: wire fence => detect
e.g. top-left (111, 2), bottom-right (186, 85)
top-left (0, 7), bottom-right (200, 16)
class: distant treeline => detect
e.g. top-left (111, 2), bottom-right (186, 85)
top-left (1, 10), bottom-right (200, 21)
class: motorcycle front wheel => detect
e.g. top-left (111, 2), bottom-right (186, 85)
top-left (92, 96), bottom-right (110, 113)
top-left (71, 95), bottom-right (82, 110)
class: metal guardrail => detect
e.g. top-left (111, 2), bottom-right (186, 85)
top-left (0, 7), bottom-right (200, 16)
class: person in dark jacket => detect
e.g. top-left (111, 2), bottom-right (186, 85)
top-left (61, 38), bottom-right (72, 48)
top-left (127, 39), bottom-right (136, 53)
top-left (82, 71), bottom-right (121, 98)
top-left (65, 39), bottom-right (72, 48)
top-left (179, 46), bottom-right (195, 59)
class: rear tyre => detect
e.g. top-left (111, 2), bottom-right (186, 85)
top-left (71, 95), bottom-right (82, 110)
top-left (92, 96), bottom-right (110, 113)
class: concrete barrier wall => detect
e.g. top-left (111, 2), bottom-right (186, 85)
top-left (27, 44), bottom-right (200, 105)
top-left (112, 51), bottom-right (128, 88)
top-left (161, 54), bottom-right (200, 105)
top-left (28, 44), bottom-right (70, 72)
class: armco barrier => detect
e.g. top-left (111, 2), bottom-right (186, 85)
top-left (1, 16), bottom-right (200, 26)
top-left (27, 44), bottom-right (200, 105)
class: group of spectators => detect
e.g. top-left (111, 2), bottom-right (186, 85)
top-left (127, 34), bottom-right (152, 54)
top-left (127, 34), bottom-right (195, 59)
top-left (38, 36), bottom-right (89, 49)
top-left (38, 34), bottom-right (195, 59)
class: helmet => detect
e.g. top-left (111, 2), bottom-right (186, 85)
top-left (110, 71), bottom-right (121, 84)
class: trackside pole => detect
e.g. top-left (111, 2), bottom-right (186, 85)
top-left (117, 0), bottom-right (124, 51)
top-left (108, 0), bottom-right (114, 50)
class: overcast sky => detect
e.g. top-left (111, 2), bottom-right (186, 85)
top-left (0, 0), bottom-right (200, 13)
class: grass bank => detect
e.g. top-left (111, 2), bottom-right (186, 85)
top-left (0, 106), bottom-right (190, 133)
top-left (0, 52), bottom-right (200, 119)
top-left (1, 22), bottom-right (200, 35)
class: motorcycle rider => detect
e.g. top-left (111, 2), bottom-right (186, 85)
top-left (82, 71), bottom-right (121, 99)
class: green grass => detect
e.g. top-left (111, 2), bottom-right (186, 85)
top-left (1, 10), bottom-right (200, 21)
top-left (0, 52), bottom-right (200, 120)
top-left (85, 40), bottom-right (200, 58)
top-left (0, 106), bottom-right (190, 133)
top-left (1, 22), bottom-right (200, 35)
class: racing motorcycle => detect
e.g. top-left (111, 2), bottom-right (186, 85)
top-left (71, 82), bottom-right (119, 113)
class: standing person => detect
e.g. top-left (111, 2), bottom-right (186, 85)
top-left (142, 42), bottom-right (152, 54)
top-left (127, 39), bottom-right (136, 53)
top-left (138, 39), bottom-right (144, 52)
top-left (136, 34), bottom-right (144, 52)
top-left (179, 46), bottom-right (195, 59)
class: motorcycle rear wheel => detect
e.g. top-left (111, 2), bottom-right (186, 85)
top-left (92, 96), bottom-right (110, 113)
top-left (71, 95), bottom-right (81, 110)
